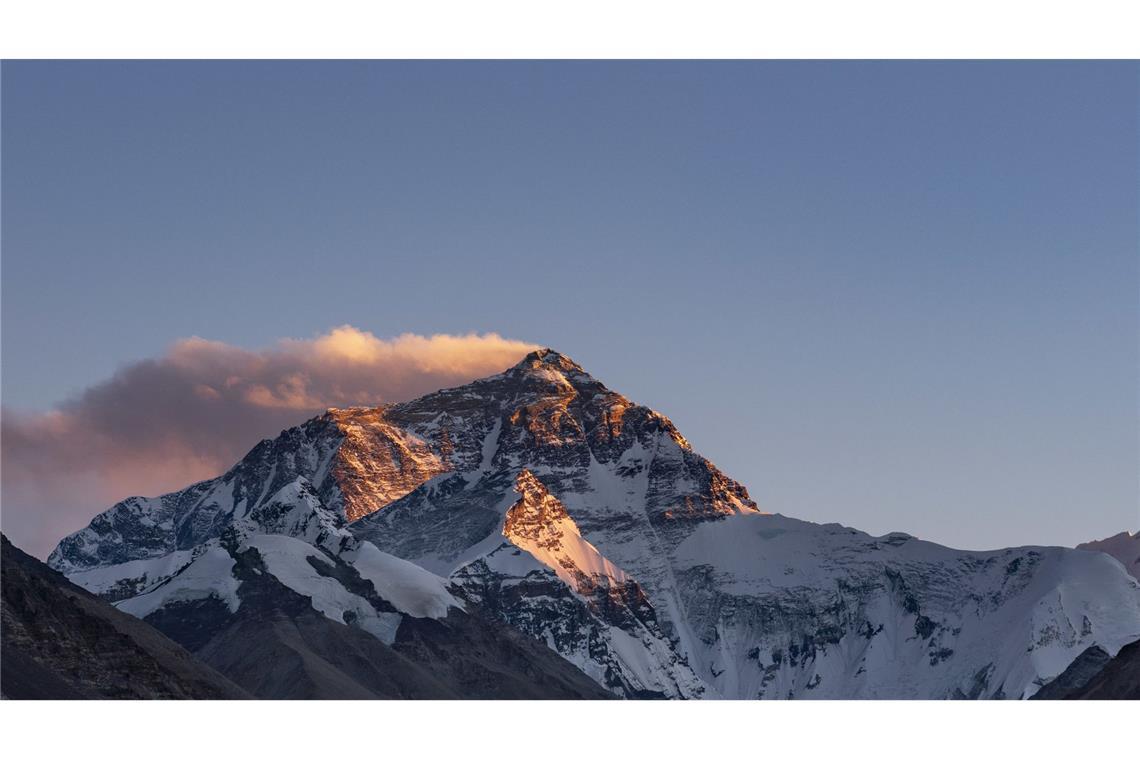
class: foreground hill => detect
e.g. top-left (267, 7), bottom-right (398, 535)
top-left (48, 350), bottom-right (1140, 698)
top-left (1, 534), bottom-right (247, 699)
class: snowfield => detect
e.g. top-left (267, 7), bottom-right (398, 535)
top-left (116, 546), bottom-right (241, 619)
top-left (344, 540), bottom-right (460, 619)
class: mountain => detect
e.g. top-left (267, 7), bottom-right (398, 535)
top-left (1063, 638), bottom-right (1140, 699)
top-left (1032, 637), bottom-right (1140, 700)
top-left (1028, 645), bottom-right (1112, 700)
top-left (134, 531), bottom-right (611, 698)
top-left (47, 349), bottom-right (1140, 699)
top-left (1077, 532), bottom-right (1140, 581)
top-left (1, 533), bottom-right (247, 699)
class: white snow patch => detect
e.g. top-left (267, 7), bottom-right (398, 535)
top-left (116, 546), bottom-right (241, 618)
top-left (246, 534), bottom-right (402, 643)
top-left (345, 541), bottom-right (461, 619)
top-left (69, 549), bottom-right (196, 596)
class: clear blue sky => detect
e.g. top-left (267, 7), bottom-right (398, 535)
top-left (3, 61), bottom-right (1137, 550)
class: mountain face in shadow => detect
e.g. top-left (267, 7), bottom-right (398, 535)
top-left (3, 532), bottom-right (608, 700)
top-left (139, 539), bottom-right (612, 699)
top-left (1066, 640), bottom-right (1140, 700)
top-left (1, 533), bottom-right (247, 699)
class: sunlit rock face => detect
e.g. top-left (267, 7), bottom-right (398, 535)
top-left (325, 408), bottom-right (449, 521)
top-left (448, 470), bottom-right (707, 698)
top-left (48, 349), bottom-right (1140, 699)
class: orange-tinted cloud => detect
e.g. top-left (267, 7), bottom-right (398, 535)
top-left (1, 327), bottom-right (537, 558)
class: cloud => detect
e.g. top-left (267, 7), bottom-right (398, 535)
top-left (1, 327), bottom-right (537, 558)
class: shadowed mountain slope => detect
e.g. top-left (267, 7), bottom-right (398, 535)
top-left (140, 540), bottom-right (611, 699)
top-left (1, 534), bottom-right (248, 699)
top-left (1065, 638), bottom-right (1140, 700)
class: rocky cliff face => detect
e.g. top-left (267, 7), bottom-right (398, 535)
top-left (448, 470), bottom-right (707, 698)
top-left (47, 349), bottom-right (1140, 699)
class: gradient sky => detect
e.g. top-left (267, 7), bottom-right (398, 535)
top-left (2, 60), bottom-right (1137, 554)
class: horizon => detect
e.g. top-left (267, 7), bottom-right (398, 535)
top-left (3, 60), bottom-right (1138, 557)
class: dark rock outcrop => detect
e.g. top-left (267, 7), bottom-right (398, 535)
top-left (1065, 639), bottom-right (1140, 700)
top-left (1030, 645), bottom-right (1112, 699)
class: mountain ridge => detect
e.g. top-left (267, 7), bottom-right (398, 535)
top-left (1077, 531), bottom-right (1140, 581)
top-left (45, 349), bottom-right (1140, 699)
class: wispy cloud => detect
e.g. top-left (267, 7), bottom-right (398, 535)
top-left (1, 327), bottom-right (537, 558)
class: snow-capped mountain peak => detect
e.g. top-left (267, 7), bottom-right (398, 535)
top-left (47, 350), bottom-right (1140, 699)
top-left (509, 347), bottom-right (589, 376)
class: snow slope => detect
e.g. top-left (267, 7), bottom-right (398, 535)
top-left (60, 471), bottom-right (461, 649)
top-left (116, 546), bottom-right (241, 620)
top-left (448, 470), bottom-right (706, 697)
top-left (344, 541), bottom-right (460, 619)
top-left (672, 513), bottom-right (1140, 698)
